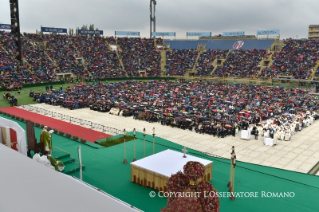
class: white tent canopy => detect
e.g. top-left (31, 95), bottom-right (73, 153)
top-left (0, 144), bottom-right (141, 212)
top-left (0, 116), bottom-right (27, 155)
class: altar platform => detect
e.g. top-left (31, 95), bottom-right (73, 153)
top-left (130, 149), bottom-right (213, 191)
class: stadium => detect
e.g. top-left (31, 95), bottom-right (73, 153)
top-left (1, 0), bottom-right (319, 212)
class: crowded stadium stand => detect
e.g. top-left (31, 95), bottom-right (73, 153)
top-left (117, 37), bottom-right (162, 77)
top-left (270, 39), bottom-right (319, 80)
top-left (195, 50), bottom-right (228, 77)
top-left (212, 49), bottom-right (271, 78)
top-left (1, 30), bottom-right (319, 86)
top-left (70, 36), bottom-right (125, 78)
top-left (165, 49), bottom-right (198, 76)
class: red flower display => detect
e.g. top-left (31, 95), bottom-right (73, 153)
top-left (164, 162), bottom-right (220, 212)
top-left (166, 171), bottom-right (190, 203)
top-left (196, 181), bottom-right (220, 212)
top-left (183, 161), bottom-right (205, 180)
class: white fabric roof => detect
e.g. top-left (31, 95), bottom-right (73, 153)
top-left (0, 144), bottom-right (141, 212)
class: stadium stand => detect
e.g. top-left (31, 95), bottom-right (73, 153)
top-left (2, 30), bottom-right (319, 85)
top-left (117, 37), bottom-right (161, 77)
top-left (43, 34), bottom-right (88, 77)
top-left (165, 49), bottom-right (198, 76)
top-left (195, 50), bottom-right (228, 76)
top-left (0, 31), bottom-right (41, 87)
top-left (23, 34), bottom-right (57, 82)
top-left (270, 39), bottom-right (319, 79)
top-left (212, 49), bottom-right (270, 78)
top-left (70, 36), bottom-right (126, 78)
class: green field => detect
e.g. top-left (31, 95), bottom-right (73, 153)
top-left (0, 83), bottom-right (74, 108)
top-left (1, 113), bottom-right (319, 212)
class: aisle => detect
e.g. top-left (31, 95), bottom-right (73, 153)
top-left (0, 107), bottom-right (112, 142)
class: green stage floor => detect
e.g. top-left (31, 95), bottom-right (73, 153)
top-left (2, 114), bottom-right (319, 212)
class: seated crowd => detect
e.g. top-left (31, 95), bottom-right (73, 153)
top-left (117, 37), bottom-right (161, 77)
top-left (166, 49), bottom-right (198, 76)
top-left (213, 49), bottom-right (270, 78)
top-left (2, 31), bottom-right (319, 87)
top-left (2, 92), bottom-right (18, 106)
top-left (195, 49), bottom-right (228, 76)
top-left (0, 31), bottom-right (41, 87)
top-left (70, 36), bottom-right (126, 78)
top-left (33, 80), bottom-right (319, 140)
top-left (270, 39), bottom-right (319, 79)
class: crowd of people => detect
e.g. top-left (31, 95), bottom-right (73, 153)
top-left (33, 80), bottom-right (319, 140)
top-left (212, 49), bottom-right (270, 78)
top-left (270, 39), bottom-right (319, 79)
top-left (0, 31), bottom-right (42, 87)
top-left (117, 37), bottom-right (162, 77)
top-left (195, 50), bottom-right (228, 77)
top-left (2, 31), bottom-right (319, 88)
top-left (166, 49), bottom-right (198, 76)
top-left (3, 92), bottom-right (18, 106)
top-left (70, 36), bottom-right (126, 78)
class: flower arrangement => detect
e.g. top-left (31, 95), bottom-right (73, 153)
top-left (53, 128), bottom-right (58, 133)
top-left (35, 122), bottom-right (40, 127)
top-left (73, 135), bottom-right (79, 141)
top-left (66, 133), bottom-right (71, 138)
top-left (21, 118), bottom-right (25, 122)
top-left (196, 181), bottom-right (220, 212)
top-left (59, 131), bottom-right (65, 136)
top-left (80, 138), bottom-right (86, 144)
top-left (166, 171), bottom-right (190, 203)
top-left (164, 162), bottom-right (220, 212)
top-left (183, 161), bottom-right (205, 180)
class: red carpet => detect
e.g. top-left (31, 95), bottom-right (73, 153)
top-left (0, 107), bottom-right (112, 143)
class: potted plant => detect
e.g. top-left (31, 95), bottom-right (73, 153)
top-left (59, 131), bottom-right (65, 136)
top-left (40, 124), bottom-right (45, 129)
top-left (66, 133), bottom-right (71, 138)
top-left (80, 138), bottom-right (86, 144)
top-left (0, 111), bottom-right (3, 114)
top-left (73, 136), bottom-right (79, 141)
top-left (11, 115), bottom-right (15, 119)
top-left (21, 118), bottom-right (25, 122)
top-left (16, 116), bottom-right (20, 120)
top-left (47, 126), bottom-right (52, 131)
top-left (35, 122), bottom-right (40, 127)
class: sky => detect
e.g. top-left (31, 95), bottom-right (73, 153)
top-left (0, 0), bottom-right (318, 39)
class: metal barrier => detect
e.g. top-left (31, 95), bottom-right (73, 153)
top-left (20, 105), bottom-right (122, 135)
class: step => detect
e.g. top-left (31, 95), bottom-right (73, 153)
top-left (63, 162), bottom-right (86, 175)
top-left (53, 152), bottom-right (71, 160)
top-left (59, 157), bottom-right (75, 165)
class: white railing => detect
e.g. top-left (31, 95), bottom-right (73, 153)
top-left (20, 105), bottom-right (122, 135)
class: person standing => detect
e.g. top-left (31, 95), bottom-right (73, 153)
top-left (40, 126), bottom-right (53, 151)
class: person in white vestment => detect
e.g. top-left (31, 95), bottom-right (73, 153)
top-left (264, 129), bottom-right (270, 138)
top-left (278, 130), bottom-right (283, 140)
top-left (32, 148), bottom-right (41, 162)
top-left (274, 130), bottom-right (278, 145)
top-left (284, 130), bottom-right (291, 141)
